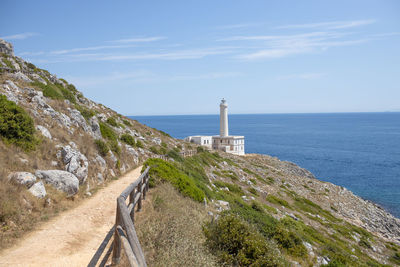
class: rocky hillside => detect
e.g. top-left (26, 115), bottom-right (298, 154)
top-left (0, 39), bottom-right (184, 247)
top-left (1, 39), bottom-right (400, 266)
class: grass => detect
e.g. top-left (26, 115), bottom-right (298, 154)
top-left (94, 139), bottom-right (109, 156)
top-left (0, 95), bottom-right (39, 151)
top-left (143, 158), bottom-right (205, 202)
top-left (99, 122), bottom-right (117, 141)
top-left (120, 133), bottom-right (135, 147)
top-left (31, 81), bottom-right (76, 104)
top-left (266, 195), bottom-right (291, 208)
top-left (106, 117), bottom-right (118, 127)
top-left (204, 213), bottom-right (285, 266)
top-left (75, 105), bottom-right (95, 121)
top-left (213, 180), bottom-right (244, 195)
top-left (129, 183), bottom-right (218, 267)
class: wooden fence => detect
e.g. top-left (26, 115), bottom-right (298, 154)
top-left (88, 150), bottom-right (196, 267)
top-left (88, 166), bottom-right (151, 267)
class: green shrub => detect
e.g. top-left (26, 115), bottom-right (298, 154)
top-left (272, 225), bottom-right (307, 257)
top-left (213, 180), bottom-right (244, 195)
top-left (390, 252), bottom-right (400, 265)
top-left (94, 139), bottom-right (109, 156)
top-left (136, 140), bottom-right (144, 148)
top-left (143, 158), bottom-right (205, 202)
top-left (99, 122), bottom-right (117, 141)
top-left (196, 146), bottom-right (205, 153)
top-left (161, 142), bottom-right (167, 148)
top-left (266, 195), bottom-right (290, 208)
top-left (249, 187), bottom-right (259, 196)
top-left (75, 105), bottom-right (95, 120)
top-left (0, 95), bottom-right (38, 151)
top-left (26, 62), bottom-right (36, 69)
top-left (167, 149), bottom-right (183, 162)
top-left (203, 213), bottom-right (284, 266)
top-left (106, 117), bottom-right (118, 127)
top-left (122, 119), bottom-right (131, 126)
top-left (120, 133), bottom-right (135, 147)
top-left (2, 57), bottom-right (14, 69)
top-left (109, 140), bottom-right (121, 156)
top-left (31, 81), bottom-right (76, 103)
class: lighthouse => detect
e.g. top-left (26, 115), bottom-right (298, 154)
top-left (220, 99), bottom-right (229, 137)
top-left (184, 99), bottom-right (245, 155)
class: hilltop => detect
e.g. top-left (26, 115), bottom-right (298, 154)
top-left (0, 39), bottom-right (399, 266)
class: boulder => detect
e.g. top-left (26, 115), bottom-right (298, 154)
top-left (89, 116), bottom-right (102, 139)
top-left (36, 125), bottom-right (52, 139)
top-left (0, 39), bottom-right (14, 56)
top-left (28, 181), bottom-right (46, 198)
top-left (8, 172), bottom-right (36, 187)
top-left (60, 145), bottom-right (88, 184)
top-left (30, 73), bottom-right (47, 85)
top-left (95, 155), bottom-right (106, 172)
top-left (97, 173), bottom-right (104, 184)
top-left (2, 80), bottom-right (21, 103)
top-left (152, 137), bottom-right (162, 145)
top-left (35, 170), bottom-right (79, 195)
top-left (8, 72), bottom-right (32, 83)
top-left (68, 108), bottom-right (91, 132)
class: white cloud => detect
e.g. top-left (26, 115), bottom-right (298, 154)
top-left (276, 19), bottom-right (376, 30)
top-left (109, 36), bottom-right (166, 43)
top-left (0, 32), bottom-right (39, 40)
top-left (277, 73), bottom-right (325, 80)
top-left (50, 44), bottom-right (137, 55)
top-left (225, 31), bottom-right (368, 60)
top-left (36, 47), bottom-right (234, 63)
top-left (66, 70), bottom-right (242, 87)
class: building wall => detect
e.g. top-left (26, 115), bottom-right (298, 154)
top-left (212, 136), bottom-right (245, 155)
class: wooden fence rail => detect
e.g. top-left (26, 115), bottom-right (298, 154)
top-left (88, 150), bottom-right (196, 267)
top-left (88, 166), bottom-right (151, 267)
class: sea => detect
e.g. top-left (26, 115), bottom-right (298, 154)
top-left (129, 113), bottom-right (400, 218)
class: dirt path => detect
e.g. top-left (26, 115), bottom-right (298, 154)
top-left (0, 166), bottom-right (143, 267)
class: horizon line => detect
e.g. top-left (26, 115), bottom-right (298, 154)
top-left (126, 110), bottom-right (400, 117)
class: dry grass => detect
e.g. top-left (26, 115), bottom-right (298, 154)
top-left (121, 183), bottom-right (218, 267)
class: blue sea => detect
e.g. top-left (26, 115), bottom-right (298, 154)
top-left (130, 113), bottom-right (400, 218)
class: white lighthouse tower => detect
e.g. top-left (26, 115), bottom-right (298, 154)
top-left (220, 99), bottom-right (229, 137)
top-left (185, 99), bottom-right (245, 155)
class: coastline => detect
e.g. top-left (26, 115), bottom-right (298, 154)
top-left (244, 152), bottom-right (400, 245)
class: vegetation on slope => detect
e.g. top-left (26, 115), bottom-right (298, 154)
top-left (0, 95), bottom-right (38, 151)
top-left (142, 151), bottom-right (396, 266)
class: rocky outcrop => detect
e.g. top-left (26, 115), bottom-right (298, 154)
top-left (36, 125), bottom-right (52, 139)
top-left (28, 181), bottom-right (46, 198)
top-left (8, 172), bottom-right (36, 187)
top-left (89, 116), bottom-right (102, 139)
top-left (0, 39), bottom-right (14, 56)
top-left (60, 143), bottom-right (89, 184)
top-left (35, 170), bottom-right (79, 195)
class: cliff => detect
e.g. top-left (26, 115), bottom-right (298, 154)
top-left (0, 39), bottom-right (399, 266)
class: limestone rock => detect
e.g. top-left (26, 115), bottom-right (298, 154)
top-left (35, 170), bottom-right (79, 195)
top-left (68, 108), bottom-right (91, 132)
top-left (95, 155), bottom-right (106, 172)
top-left (2, 80), bottom-right (22, 103)
top-left (97, 173), bottom-right (104, 184)
top-left (28, 181), bottom-right (46, 198)
top-left (36, 125), bottom-right (52, 139)
top-left (89, 116), bottom-right (102, 139)
top-left (0, 39), bottom-right (14, 56)
top-left (152, 137), bottom-right (162, 145)
top-left (8, 72), bottom-right (32, 83)
top-left (8, 172), bottom-right (36, 187)
top-left (30, 73), bottom-right (47, 85)
top-left (60, 145), bottom-right (89, 184)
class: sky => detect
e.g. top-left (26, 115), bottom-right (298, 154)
top-left (1, 0), bottom-right (400, 115)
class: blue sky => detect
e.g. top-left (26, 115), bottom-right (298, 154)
top-left (1, 0), bottom-right (399, 115)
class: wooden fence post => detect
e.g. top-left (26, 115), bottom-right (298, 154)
top-left (129, 188), bottom-right (135, 223)
top-left (112, 202), bottom-right (122, 265)
top-left (137, 179), bottom-right (142, 211)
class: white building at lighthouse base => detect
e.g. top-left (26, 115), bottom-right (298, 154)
top-left (212, 135), bottom-right (245, 155)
